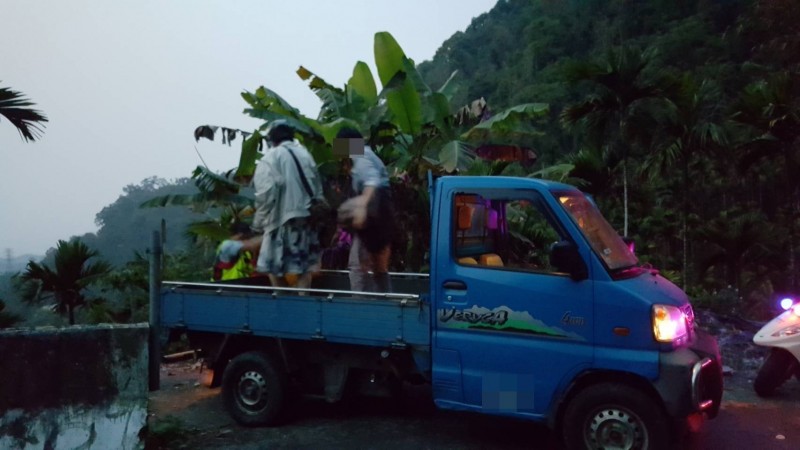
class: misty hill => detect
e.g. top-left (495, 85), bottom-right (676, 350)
top-left (76, 176), bottom-right (212, 267)
top-left (20, 177), bottom-right (211, 269)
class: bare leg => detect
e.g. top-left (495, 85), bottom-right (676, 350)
top-left (295, 272), bottom-right (313, 296)
top-left (348, 235), bottom-right (375, 292)
top-left (267, 274), bottom-right (287, 288)
top-left (372, 244), bottom-right (392, 293)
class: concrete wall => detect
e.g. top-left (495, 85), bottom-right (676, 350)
top-left (0, 324), bottom-right (149, 450)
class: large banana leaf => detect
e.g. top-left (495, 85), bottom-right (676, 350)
top-left (242, 86), bottom-right (300, 117)
top-left (437, 70), bottom-right (460, 101)
top-left (529, 163), bottom-right (589, 187)
top-left (316, 117), bottom-right (363, 144)
top-left (374, 32), bottom-right (422, 135)
top-left (141, 166), bottom-right (252, 212)
top-left (297, 66), bottom-right (348, 120)
top-left (347, 61), bottom-right (378, 106)
top-left (235, 131), bottom-right (263, 180)
top-left (249, 107), bottom-right (315, 136)
top-left (438, 140), bottom-right (476, 172)
top-left (461, 103), bottom-right (550, 142)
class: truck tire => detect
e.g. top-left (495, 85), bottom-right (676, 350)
top-left (222, 351), bottom-right (288, 426)
top-left (562, 383), bottom-right (669, 450)
top-left (754, 348), bottom-right (797, 397)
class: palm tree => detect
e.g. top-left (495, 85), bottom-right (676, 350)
top-left (0, 84), bottom-right (48, 142)
top-left (641, 76), bottom-right (729, 288)
top-left (19, 240), bottom-right (111, 325)
top-left (561, 46), bottom-right (665, 236)
top-left (696, 210), bottom-right (777, 298)
top-left (731, 71), bottom-right (800, 288)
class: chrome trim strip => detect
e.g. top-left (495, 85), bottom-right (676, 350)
top-left (162, 280), bottom-right (420, 301)
top-left (691, 357), bottom-right (713, 409)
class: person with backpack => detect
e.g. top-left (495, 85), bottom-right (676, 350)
top-left (251, 120), bottom-right (324, 290)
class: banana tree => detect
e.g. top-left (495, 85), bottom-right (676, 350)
top-left (192, 32), bottom-right (551, 269)
top-left (141, 166), bottom-right (255, 242)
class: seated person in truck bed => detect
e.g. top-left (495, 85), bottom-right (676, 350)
top-left (212, 222), bottom-right (261, 281)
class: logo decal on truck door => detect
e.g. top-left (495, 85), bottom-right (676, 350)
top-left (561, 311), bottom-right (586, 326)
top-left (438, 305), bottom-right (585, 340)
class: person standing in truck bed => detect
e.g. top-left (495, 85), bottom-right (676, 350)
top-left (252, 120), bottom-right (323, 291)
top-left (336, 127), bottom-right (394, 293)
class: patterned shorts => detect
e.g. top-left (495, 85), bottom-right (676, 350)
top-left (257, 218), bottom-right (321, 276)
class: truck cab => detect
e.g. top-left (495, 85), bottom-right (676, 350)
top-left (429, 176), bottom-right (722, 448)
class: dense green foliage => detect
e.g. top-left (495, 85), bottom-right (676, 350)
top-left (418, 0), bottom-right (800, 318)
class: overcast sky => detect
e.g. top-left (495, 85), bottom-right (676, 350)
top-left (1, 0), bottom-right (496, 257)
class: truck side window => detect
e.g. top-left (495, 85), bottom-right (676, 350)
top-left (453, 191), bottom-right (566, 275)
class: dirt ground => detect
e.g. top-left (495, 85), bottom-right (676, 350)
top-left (147, 357), bottom-right (800, 450)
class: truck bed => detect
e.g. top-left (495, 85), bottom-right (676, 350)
top-left (160, 271), bottom-right (431, 349)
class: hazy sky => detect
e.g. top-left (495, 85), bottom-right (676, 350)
top-left (1, 0), bottom-right (497, 257)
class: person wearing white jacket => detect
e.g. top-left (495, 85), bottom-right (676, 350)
top-left (252, 120), bottom-right (323, 290)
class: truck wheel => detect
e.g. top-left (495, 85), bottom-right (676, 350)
top-left (562, 383), bottom-right (669, 450)
top-left (222, 351), bottom-right (287, 426)
top-left (754, 348), bottom-right (797, 397)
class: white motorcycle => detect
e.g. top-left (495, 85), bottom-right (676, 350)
top-left (753, 297), bottom-right (800, 397)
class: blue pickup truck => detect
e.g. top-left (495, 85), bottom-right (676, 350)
top-left (161, 175), bottom-right (723, 450)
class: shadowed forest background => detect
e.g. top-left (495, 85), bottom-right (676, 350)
top-left (2, 0), bottom-right (799, 327)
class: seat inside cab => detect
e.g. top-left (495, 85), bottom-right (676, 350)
top-left (454, 194), bottom-right (504, 267)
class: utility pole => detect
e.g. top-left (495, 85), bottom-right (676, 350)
top-left (4, 248), bottom-right (11, 274)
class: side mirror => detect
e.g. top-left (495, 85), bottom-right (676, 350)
top-left (550, 241), bottom-right (588, 281)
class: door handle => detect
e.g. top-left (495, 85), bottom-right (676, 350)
top-left (443, 280), bottom-right (467, 290)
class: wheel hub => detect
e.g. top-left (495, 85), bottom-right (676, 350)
top-left (587, 408), bottom-right (646, 450)
top-left (238, 370), bottom-right (267, 407)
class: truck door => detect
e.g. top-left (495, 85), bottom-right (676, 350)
top-left (432, 188), bottom-right (594, 417)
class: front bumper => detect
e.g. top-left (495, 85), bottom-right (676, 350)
top-left (653, 329), bottom-right (724, 419)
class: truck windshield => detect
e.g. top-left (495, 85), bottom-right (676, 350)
top-left (556, 192), bottom-right (638, 271)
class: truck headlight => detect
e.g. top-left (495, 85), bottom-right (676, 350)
top-left (652, 304), bottom-right (688, 343)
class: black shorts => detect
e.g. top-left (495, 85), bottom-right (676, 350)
top-left (358, 187), bottom-right (394, 253)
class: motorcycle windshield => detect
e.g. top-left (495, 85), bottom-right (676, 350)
top-left (557, 192), bottom-right (638, 272)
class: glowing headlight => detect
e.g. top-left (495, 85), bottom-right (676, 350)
top-left (773, 326), bottom-right (800, 338)
top-left (652, 304), bottom-right (688, 343)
